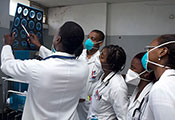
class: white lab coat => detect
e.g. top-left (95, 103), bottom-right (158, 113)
top-left (142, 69), bottom-right (175, 120)
top-left (88, 72), bottom-right (128, 120)
top-left (127, 82), bottom-right (153, 120)
top-left (1, 45), bottom-right (89, 120)
top-left (77, 49), bottom-right (103, 120)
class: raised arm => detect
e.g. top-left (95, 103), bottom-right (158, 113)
top-left (1, 33), bottom-right (32, 81)
top-left (28, 33), bottom-right (52, 58)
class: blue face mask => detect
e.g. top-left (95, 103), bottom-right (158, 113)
top-left (84, 38), bottom-right (94, 50)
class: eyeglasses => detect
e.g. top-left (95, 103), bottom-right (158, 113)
top-left (144, 46), bottom-right (156, 51)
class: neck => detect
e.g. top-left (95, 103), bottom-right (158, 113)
top-left (134, 80), bottom-right (149, 101)
top-left (138, 80), bottom-right (149, 92)
top-left (87, 49), bottom-right (98, 59)
top-left (102, 71), bottom-right (111, 81)
top-left (55, 44), bottom-right (65, 53)
top-left (154, 67), bottom-right (167, 80)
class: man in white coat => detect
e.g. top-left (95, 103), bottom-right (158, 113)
top-left (77, 30), bottom-right (105, 120)
top-left (1, 21), bottom-right (89, 120)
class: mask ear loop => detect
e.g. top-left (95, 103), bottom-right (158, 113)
top-left (138, 70), bottom-right (147, 76)
top-left (146, 41), bottom-right (175, 69)
top-left (92, 41), bottom-right (103, 49)
top-left (138, 70), bottom-right (151, 82)
top-left (149, 41), bottom-right (175, 52)
top-left (140, 78), bottom-right (151, 82)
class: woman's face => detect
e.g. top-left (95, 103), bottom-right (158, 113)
top-left (99, 48), bottom-right (110, 72)
top-left (147, 38), bottom-right (160, 70)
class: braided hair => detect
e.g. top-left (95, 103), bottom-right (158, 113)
top-left (158, 34), bottom-right (175, 69)
top-left (103, 45), bottom-right (126, 73)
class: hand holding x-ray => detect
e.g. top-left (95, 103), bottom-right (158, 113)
top-left (3, 33), bottom-right (15, 45)
top-left (27, 33), bottom-right (41, 50)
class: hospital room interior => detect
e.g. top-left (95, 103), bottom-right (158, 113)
top-left (0, 0), bottom-right (175, 119)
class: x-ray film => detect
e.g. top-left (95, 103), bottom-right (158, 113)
top-left (11, 3), bottom-right (43, 50)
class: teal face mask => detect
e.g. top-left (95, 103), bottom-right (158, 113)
top-left (141, 41), bottom-right (175, 71)
top-left (52, 47), bottom-right (56, 53)
top-left (51, 45), bottom-right (56, 53)
top-left (84, 38), bottom-right (94, 50)
top-left (141, 52), bottom-right (151, 72)
top-left (84, 38), bottom-right (102, 51)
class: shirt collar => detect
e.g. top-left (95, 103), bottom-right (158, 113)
top-left (136, 82), bottom-right (153, 103)
top-left (159, 69), bottom-right (175, 81)
top-left (51, 51), bottom-right (75, 57)
top-left (102, 72), bottom-right (115, 83)
top-left (85, 49), bottom-right (100, 59)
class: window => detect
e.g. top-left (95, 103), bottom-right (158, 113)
top-left (9, 0), bottom-right (30, 16)
top-left (9, 0), bottom-right (47, 24)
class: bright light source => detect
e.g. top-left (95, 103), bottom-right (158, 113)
top-left (9, 0), bottom-right (30, 16)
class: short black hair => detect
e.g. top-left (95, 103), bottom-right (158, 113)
top-left (134, 52), bottom-right (146, 65)
top-left (59, 21), bottom-right (84, 57)
top-left (91, 29), bottom-right (105, 42)
top-left (103, 45), bottom-right (126, 73)
top-left (134, 52), bottom-right (145, 61)
top-left (158, 34), bottom-right (175, 69)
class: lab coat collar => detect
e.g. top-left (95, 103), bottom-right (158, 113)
top-left (84, 49), bottom-right (100, 62)
top-left (51, 51), bottom-right (75, 57)
top-left (128, 82), bottom-right (153, 110)
top-left (102, 72), bottom-right (116, 83)
top-left (85, 49), bottom-right (100, 58)
top-left (136, 82), bottom-right (153, 103)
top-left (159, 69), bottom-right (175, 81)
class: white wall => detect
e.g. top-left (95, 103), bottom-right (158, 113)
top-left (48, 3), bottom-right (107, 35)
top-left (107, 1), bottom-right (175, 35)
top-left (0, 0), bottom-right (10, 28)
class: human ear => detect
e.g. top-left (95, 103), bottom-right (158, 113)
top-left (56, 36), bottom-right (61, 44)
top-left (99, 41), bottom-right (103, 47)
top-left (159, 47), bottom-right (168, 58)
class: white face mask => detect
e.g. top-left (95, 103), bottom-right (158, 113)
top-left (125, 69), bottom-right (150, 86)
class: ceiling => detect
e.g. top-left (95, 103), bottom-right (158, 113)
top-left (29, 0), bottom-right (174, 8)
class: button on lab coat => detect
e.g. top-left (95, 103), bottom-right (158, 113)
top-left (127, 82), bottom-right (153, 120)
top-left (1, 45), bottom-right (89, 120)
top-left (142, 69), bottom-right (175, 120)
top-left (88, 72), bottom-right (128, 120)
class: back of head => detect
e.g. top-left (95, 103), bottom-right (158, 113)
top-left (134, 52), bottom-right (145, 62)
top-left (59, 21), bottom-right (84, 56)
top-left (133, 52), bottom-right (146, 70)
top-left (158, 34), bottom-right (175, 69)
top-left (91, 29), bottom-right (105, 42)
top-left (103, 45), bottom-right (126, 73)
